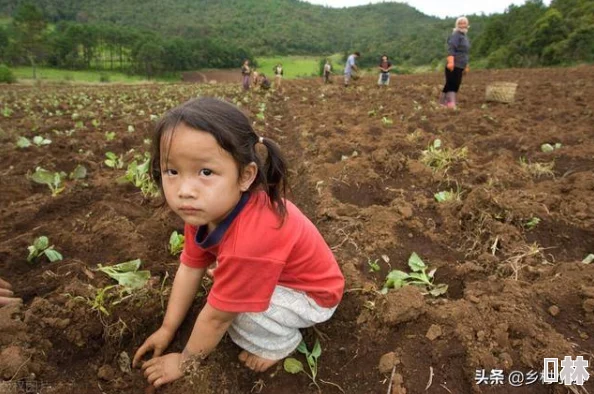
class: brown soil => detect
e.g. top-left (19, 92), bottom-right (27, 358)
top-left (1, 66), bottom-right (593, 394)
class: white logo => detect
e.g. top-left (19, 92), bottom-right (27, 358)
top-left (543, 357), bottom-right (590, 385)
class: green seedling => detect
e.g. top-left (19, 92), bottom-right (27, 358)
top-left (97, 259), bottom-right (150, 290)
top-left (582, 254), bottom-right (594, 264)
top-left (27, 236), bottom-right (63, 263)
top-left (367, 258), bottom-right (381, 273)
top-left (540, 143), bottom-right (562, 153)
top-left (381, 252), bottom-right (448, 297)
top-left (105, 131), bottom-right (116, 141)
top-left (68, 284), bottom-right (117, 316)
top-left (519, 157), bottom-right (555, 178)
top-left (88, 285), bottom-right (116, 315)
top-left (32, 136), bottom-right (52, 146)
top-left (29, 167), bottom-right (66, 196)
top-left (69, 164), bottom-right (87, 180)
top-left (117, 154), bottom-right (159, 198)
top-left (367, 109), bottom-right (377, 117)
top-left (421, 139), bottom-right (467, 172)
top-left (256, 103), bottom-right (266, 121)
top-left (434, 188), bottom-right (463, 203)
top-left (284, 339), bottom-right (322, 390)
top-left (169, 231), bottom-right (185, 256)
top-left (127, 125), bottom-right (135, 133)
top-left (523, 217), bottom-right (541, 230)
top-left (17, 136), bottom-right (51, 148)
top-left (381, 116), bottom-right (393, 125)
top-left (92, 119), bottom-right (101, 128)
top-left (105, 152), bottom-right (124, 169)
top-left (16, 136), bottom-right (31, 148)
top-left (2, 106), bottom-right (13, 117)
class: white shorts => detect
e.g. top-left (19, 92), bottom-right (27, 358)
top-left (227, 286), bottom-right (337, 360)
top-left (378, 73), bottom-right (390, 85)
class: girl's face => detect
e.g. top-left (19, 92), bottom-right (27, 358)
top-left (457, 19), bottom-right (468, 29)
top-left (160, 124), bottom-right (256, 231)
top-left (381, 56), bottom-right (388, 62)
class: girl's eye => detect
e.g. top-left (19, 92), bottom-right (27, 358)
top-left (200, 169), bottom-right (213, 176)
top-left (163, 169), bottom-right (177, 176)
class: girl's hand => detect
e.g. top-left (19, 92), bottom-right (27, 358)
top-left (0, 277), bottom-right (22, 306)
top-left (142, 353), bottom-right (184, 388)
top-left (133, 326), bottom-right (176, 368)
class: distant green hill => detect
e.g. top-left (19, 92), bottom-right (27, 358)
top-left (0, 0), bottom-right (466, 65)
top-left (0, 0), bottom-right (591, 74)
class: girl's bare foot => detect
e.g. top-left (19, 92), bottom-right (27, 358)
top-left (238, 351), bottom-right (278, 372)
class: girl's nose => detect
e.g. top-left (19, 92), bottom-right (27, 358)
top-left (177, 181), bottom-right (197, 198)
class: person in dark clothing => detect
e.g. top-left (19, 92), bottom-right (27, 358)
top-left (440, 17), bottom-right (470, 109)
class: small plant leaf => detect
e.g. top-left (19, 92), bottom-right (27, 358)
top-left (434, 191), bottom-right (449, 202)
top-left (583, 254), bottom-right (594, 264)
top-left (541, 143), bottom-right (554, 153)
top-left (429, 283), bottom-right (448, 297)
top-left (97, 259), bottom-right (150, 289)
top-left (34, 236), bottom-right (49, 251)
top-left (30, 167), bottom-right (55, 186)
top-left (311, 339), bottom-right (322, 359)
top-left (408, 252), bottom-right (426, 272)
top-left (27, 245), bottom-right (39, 262)
top-left (16, 136), bottom-right (31, 148)
top-left (433, 139), bottom-right (442, 149)
top-left (384, 270), bottom-right (409, 290)
top-left (296, 341), bottom-right (309, 355)
top-left (70, 165), bottom-right (87, 180)
top-left (283, 358), bottom-right (304, 374)
top-left (43, 249), bottom-right (63, 262)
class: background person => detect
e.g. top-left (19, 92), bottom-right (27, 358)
top-left (440, 16), bottom-right (471, 108)
top-left (241, 60), bottom-right (251, 91)
top-left (323, 59), bottom-right (333, 84)
top-left (273, 63), bottom-right (283, 89)
top-left (344, 51), bottom-right (360, 87)
top-left (378, 55), bottom-right (393, 87)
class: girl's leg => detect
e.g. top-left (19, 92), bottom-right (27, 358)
top-left (228, 286), bottom-right (336, 371)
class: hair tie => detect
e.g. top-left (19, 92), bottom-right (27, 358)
top-left (259, 136), bottom-right (264, 144)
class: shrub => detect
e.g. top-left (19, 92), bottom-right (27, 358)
top-left (0, 64), bottom-right (16, 83)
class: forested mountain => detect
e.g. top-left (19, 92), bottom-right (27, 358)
top-left (0, 0), bottom-right (591, 77)
top-left (473, 0), bottom-right (594, 66)
top-left (0, 0), bottom-right (469, 65)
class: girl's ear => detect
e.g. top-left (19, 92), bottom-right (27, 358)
top-left (239, 162), bottom-right (258, 192)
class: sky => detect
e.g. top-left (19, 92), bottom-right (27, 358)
top-left (303, 0), bottom-right (552, 18)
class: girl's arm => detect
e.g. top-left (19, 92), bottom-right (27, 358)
top-left (182, 303), bottom-right (237, 360)
top-left (162, 264), bottom-right (206, 333)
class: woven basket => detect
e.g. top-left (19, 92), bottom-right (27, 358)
top-left (485, 82), bottom-right (518, 103)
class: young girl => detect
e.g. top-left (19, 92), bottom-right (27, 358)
top-left (132, 98), bottom-right (344, 388)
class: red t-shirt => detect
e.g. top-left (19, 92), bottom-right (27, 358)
top-left (180, 191), bottom-right (344, 313)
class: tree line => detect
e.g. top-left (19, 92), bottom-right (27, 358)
top-left (0, 0), bottom-right (592, 79)
top-left (0, 3), bottom-right (253, 78)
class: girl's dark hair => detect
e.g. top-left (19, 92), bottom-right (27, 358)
top-left (150, 97), bottom-right (289, 218)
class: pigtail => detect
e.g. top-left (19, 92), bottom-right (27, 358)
top-left (258, 136), bottom-right (288, 219)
